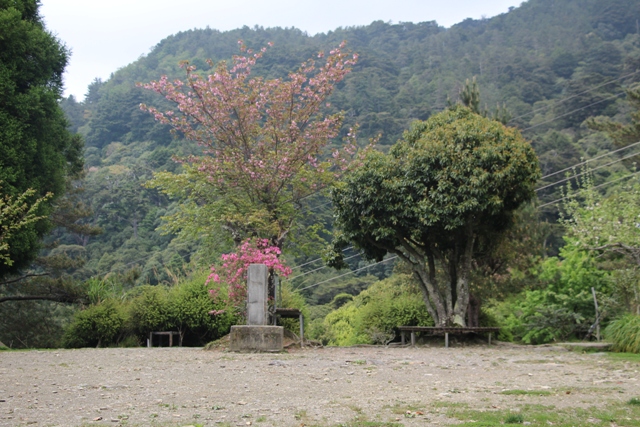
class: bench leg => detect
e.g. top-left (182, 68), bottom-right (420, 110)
top-left (488, 332), bottom-right (492, 346)
top-left (169, 333), bottom-right (173, 347)
top-left (445, 332), bottom-right (449, 348)
top-left (299, 313), bottom-right (304, 348)
top-left (148, 332), bottom-right (152, 348)
top-left (401, 331), bottom-right (405, 345)
top-left (411, 331), bottom-right (416, 347)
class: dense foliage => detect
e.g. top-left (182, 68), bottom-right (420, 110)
top-left (5, 0), bottom-right (640, 347)
top-left (0, 0), bottom-right (82, 274)
top-left (63, 272), bottom-right (237, 348)
top-left (316, 274), bottom-right (433, 346)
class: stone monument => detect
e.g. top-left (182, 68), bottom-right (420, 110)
top-left (229, 264), bottom-right (284, 352)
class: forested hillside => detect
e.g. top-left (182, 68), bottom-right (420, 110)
top-left (54, 0), bottom-right (640, 284)
top-left (3, 0), bottom-right (640, 347)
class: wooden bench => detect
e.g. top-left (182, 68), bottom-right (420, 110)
top-left (147, 331), bottom-right (181, 348)
top-left (274, 308), bottom-right (304, 347)
top-left (398, 326), bottom-right (500, 348)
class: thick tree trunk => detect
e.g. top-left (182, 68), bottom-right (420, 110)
top-left (467, 294), bottom-right (481, 327)
top-left (452, 225), bottom-right (476, 326)
top-left (413, 265), bottom-right (446, 326)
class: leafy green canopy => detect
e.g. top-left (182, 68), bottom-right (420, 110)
top-left (0, 0), bottom-right (82, 275)
top-left (331, 107), bottom-right (540, 326)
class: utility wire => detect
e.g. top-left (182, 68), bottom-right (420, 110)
top-left (508, 69), bottom-right (640, 124)
top-left (522, 91), bottom-right (627, 132)
top-left (289, 252), bottom-right (361, 281)
top-left (305, 199), bottom-right (333, 212)
top-left (536, 150), bottom-right (640, 192)
top-left (538, 170), bottom-right (640, 209)
top-left (290, 246), bottom-right (353, 270)
top-left (539, 140), bottom-right (640, 181)
top-left (296, 256), bottom-right (399, 292)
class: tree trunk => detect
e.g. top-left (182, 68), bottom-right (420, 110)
top-left (131, 217), bottom-right (138, 239)
top-left (412, 259), bottom-right (448, 326)
top-left (467, 294), bottom-right (481, 327)
top-left (452, 225), bottom-right (476, 326)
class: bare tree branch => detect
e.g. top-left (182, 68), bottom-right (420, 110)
top-left (0, 273), bottom-right (50, 287)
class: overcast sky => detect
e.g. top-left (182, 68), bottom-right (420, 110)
top-left (40, 0), bottom-right (523, 100)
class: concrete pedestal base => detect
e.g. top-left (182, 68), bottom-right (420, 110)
top-left (229, 325), bottom-right (284, 352)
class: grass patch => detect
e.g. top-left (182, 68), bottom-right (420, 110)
top-left (505, 413), bottom-right (524, 424)
top-left (629, 397), bottom-right (640, 406)
top-left (606, 352), bottom-right (640, 363)
top-left (446, 401), bottom-right (640, 427)
top-left (500, 389), bottom-right (552, 396)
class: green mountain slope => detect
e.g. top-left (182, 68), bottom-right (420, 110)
top-left (59, 0), bottom-right (640, 287)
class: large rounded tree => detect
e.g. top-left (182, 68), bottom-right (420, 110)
top-left (0, 0), bottom-right (82, 275)
top-left (330, 106), bottom-right (540, 326)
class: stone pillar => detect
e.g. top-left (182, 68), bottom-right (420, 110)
top-left (230, 263), bottom-right (283, 352)
top-left (247, 264), bottom-right (268, 325)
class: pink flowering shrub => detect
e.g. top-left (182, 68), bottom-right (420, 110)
top-left (206, 239), bottom-right (292, 312)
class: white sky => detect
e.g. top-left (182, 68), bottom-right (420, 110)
top-left (40, 0), bottom-right (523, 100)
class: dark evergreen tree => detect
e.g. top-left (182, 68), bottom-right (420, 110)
top-left (0, 0), bottom-right (83, 276)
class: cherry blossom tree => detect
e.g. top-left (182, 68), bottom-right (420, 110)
top-left (141, 42), bottom-right (359, 249)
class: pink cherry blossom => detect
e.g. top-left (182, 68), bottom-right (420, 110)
top-left (207, 238), bottom-right (292, 310)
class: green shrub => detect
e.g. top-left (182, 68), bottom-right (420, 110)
top-left (169, 273), bottom-right (237, 346)
top-left (323, 303), bottom-right (370, 346)
top-left (127, 285), bottom-right (173, 340)
top-left (356, 275), bottom-right (432, 343)
top-left (63, 300), bottom-right (126, 348)
top-left (486, 290), bottom-right (593, 344)
top-left (605, 314), bottom-right (640, 353)
top-left (322, 274), bottom-right (432, 346)
top-left (485, 239), bottom-right (611, 345)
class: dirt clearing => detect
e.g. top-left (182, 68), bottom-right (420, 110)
top-left (0, 344), bottom-right (638, 426)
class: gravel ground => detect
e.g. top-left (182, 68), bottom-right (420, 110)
top-left (0, 343), bottom-right (638, 427)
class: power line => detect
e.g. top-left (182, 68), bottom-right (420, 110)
top-left (305, 198), bottom-right (333, 212)
top-left (538, 170), bottom-right (640, 209)
top-left (539, 140), bottom-right (640, 181)
top-left (290, 246), bottom-right (353, 271)
top-left (289, 251), bottom-right (361, 282)
top-left (295, 255), bottom-right (399, 292)
top-left (536, 150), bottom-right (640, 192)
top-left (522, 91), bottom-right (627, 132)
top-left (508, 70), bottom-right (640, 124)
